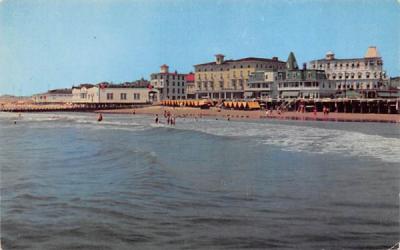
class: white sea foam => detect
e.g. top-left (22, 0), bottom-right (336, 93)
top-left (172, 119), bottom-right (400, 163)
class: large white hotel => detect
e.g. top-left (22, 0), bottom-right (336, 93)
top-left (308, 47), bottom-right (387, 94)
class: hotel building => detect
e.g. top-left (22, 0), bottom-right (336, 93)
top-left (150, 65), bottom-right (187, 100)
top-left (308, 47), bottom-right (387, 95)
top-left (247, 52), bottom-right (336, 99)
top-left (194, 54), bottom-right (286, 99)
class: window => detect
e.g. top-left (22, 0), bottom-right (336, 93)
top-left (120, 93), bottom-right (127, 100)
top-left (133, 93), bottom-right (140, 100)
top-left (107, 93), bottom-right (113, 100)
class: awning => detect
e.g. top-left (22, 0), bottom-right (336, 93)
top-left (281, 91), bottom-right (299, 97)
top-left (223, 101), bottom-right (232, 108)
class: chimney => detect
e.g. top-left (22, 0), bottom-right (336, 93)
top-left (272, 57), bottom-right (278, 61)
top-left (215, 54), bottom-right (225, 65)
top-left (303, 63), bottom-right (307, 70)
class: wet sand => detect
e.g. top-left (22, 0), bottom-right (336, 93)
top-left (98, 106), bottom-right (400, 123)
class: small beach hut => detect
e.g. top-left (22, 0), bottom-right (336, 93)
top-left (248, 101), bottom-right (261, 110)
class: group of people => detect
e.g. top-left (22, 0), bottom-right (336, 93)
top-left (322, 106), bottom-right (330, 115)
top-left (155, 110), bottom-right (176, 125)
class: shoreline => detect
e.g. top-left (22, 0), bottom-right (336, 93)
top-left (97, 106), bottom-right (400, 123)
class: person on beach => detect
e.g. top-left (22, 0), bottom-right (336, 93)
top-left (132, 110), bottom-right (136, 115)
top-left (172, 115), bottom-right (176, 125)
top-left (155, 114), bottom-right (159, 124)
top-left (313, 106), bottom-right (317, 116)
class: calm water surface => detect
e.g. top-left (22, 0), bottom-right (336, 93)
top-left (0, 112), bottom-right (399, 249)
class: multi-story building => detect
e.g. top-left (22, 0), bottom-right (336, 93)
top-left (185, 72), bottom-right (196, 99)
top-left (194, 54), bottom-right (286, 100)
top-left (32, 88), bottom-right (73, 103)
top-left (308, 47), bottom-right (387, 95)
top-left (247, 70), bottom-right (278, 99)
top-left (276, 52), bottom-right (335, 99)
top-left (72, 82), bottom-right (158, 104)
top-left (150, 65), bottom-right (187, 100)
top-left (247, 52), bottom-right (336, 99)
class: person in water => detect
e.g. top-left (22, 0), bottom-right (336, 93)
top-left (155, 114), bottom-right (159, 124)
top-left (97, 113), bottom-right (103, 122)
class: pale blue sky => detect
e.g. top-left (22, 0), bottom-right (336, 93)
top-left (0, 0), bottom-right (399, 96)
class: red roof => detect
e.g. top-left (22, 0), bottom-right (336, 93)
top-left (186, 73), bottom-right (195, 82)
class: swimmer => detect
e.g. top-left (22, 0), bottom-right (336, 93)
top-left (155, 114), bottom-right (159, 124)
top-left (97, 113), bottom-right (103, 122)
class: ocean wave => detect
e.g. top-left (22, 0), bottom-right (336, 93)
top-left (2, 112), bottom-right (399, 163)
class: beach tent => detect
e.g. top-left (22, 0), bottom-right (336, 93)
top-left (248, 101), bottom-right (261, 110)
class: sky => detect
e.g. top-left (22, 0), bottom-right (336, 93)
top-left (0, 0), bottom-right (399, 96)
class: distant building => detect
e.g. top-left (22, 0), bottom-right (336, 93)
top-left (185, 72), bottom-right (196, 99)
top-left (308, 47), bottom-right (387, 96)
top-left (72, 82), bottom-right (158, 104)
top-left (32, 88), bottom-right (73, 103)
top-left (150, 65), bottom-right (187, 100)
top-left (388, 77), bottom-right (400, 90)
top-left (194, 54), bottom-right (286, 99)
top-left (277, 52), bottom-right (335, 99)
top-left (247, 52), bottom-right (335, 99)
top-left (247, 70), bottom-right (278, 99)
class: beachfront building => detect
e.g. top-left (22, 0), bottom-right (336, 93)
top-left (247, 70), bottom-right (279, 99)
top-left (308, 46), bottom-right (387, 97)
top-left (150, 65), bottom-right (187, 100)
top-left (193, 54), bottom-right (286, 100)
top-left (185, 72), bottom-right (196, 99)
top-left (32, 88), bottom-right (73, 103)
top-left (72, 82), bottom-right (158, 104)
top-left (276, 52), bottom-right (335, 99)
top-left (247, 52), bottom-right (336, 99)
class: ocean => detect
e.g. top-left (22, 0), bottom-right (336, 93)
top-left (0, 112), bottom-right (399, 249)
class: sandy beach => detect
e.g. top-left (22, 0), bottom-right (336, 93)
top-left (98, 106), bottom-right (400, 123)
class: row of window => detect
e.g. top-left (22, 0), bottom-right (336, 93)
top-left (337, 82), bottom-right (383, 90)
top-left (327, 71), bottom-right (383, 80)
top-left (198, 71), bottom-right (252, 80)
top-left (197, 64), bottom-right (283, 72)
top-left (312, 60), bottom-right (382, 69)
top-left (166, 88), bottom-right (185, 94)
top-left (166, 96), bottom-right (186, 100)
top-left (106, 93), bottom-right (141, 100)
top-left (151, 74), bottom-right (185, 80)
top-left (278, 82), bottom-right (323, 88)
